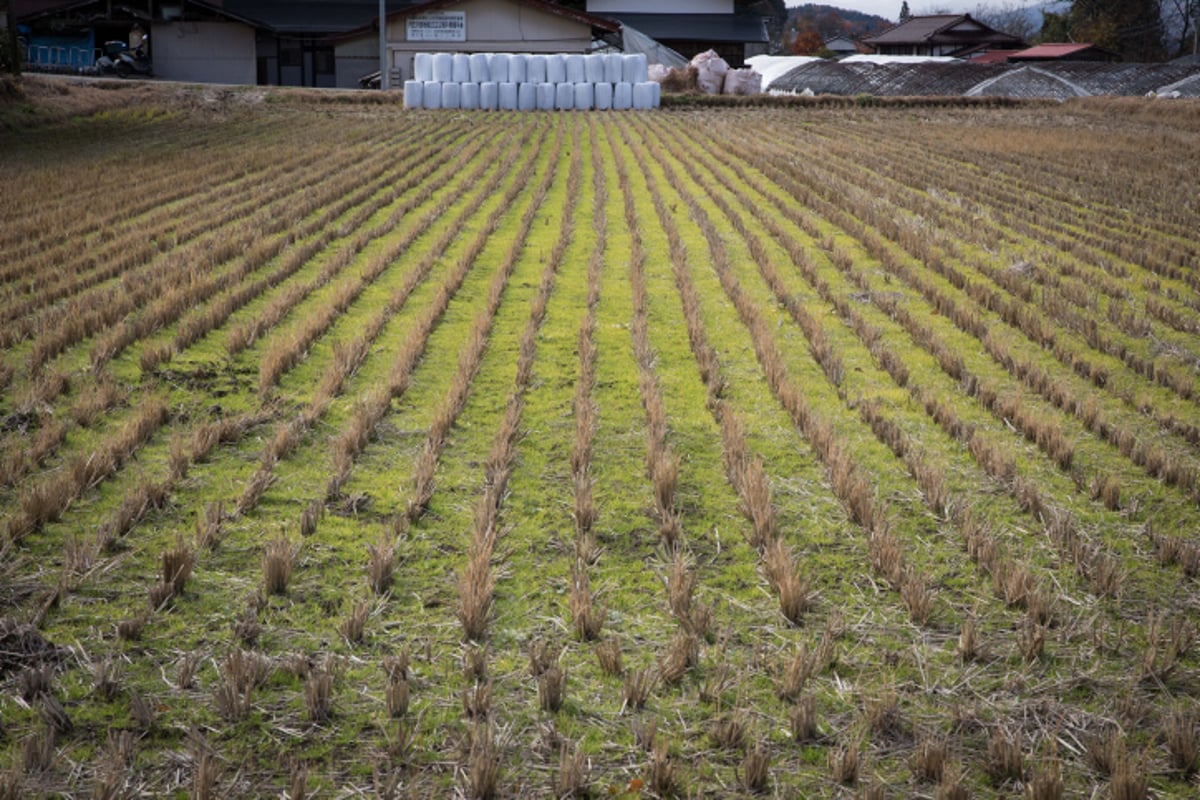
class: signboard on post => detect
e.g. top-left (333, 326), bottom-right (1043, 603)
top-left (407, 11), bottom-right (466, 42)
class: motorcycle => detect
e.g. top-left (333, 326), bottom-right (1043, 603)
top-left (95, 40), bottom-right (152, 78)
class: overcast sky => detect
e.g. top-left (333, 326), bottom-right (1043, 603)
top-left (823, 1), bottom-right (978, 21)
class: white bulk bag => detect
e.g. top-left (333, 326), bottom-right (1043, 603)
top-left (722, 68), bottom-right (761, 95)
top-left (423, 81), bottom-right (443, 109)
top-left (546, 54), bottom-right (566, 84)
top-left (691, 49), bottom-right (728, 95)
top-left (632, 81), bottom-right (655, 109)
top-left (518, 82), bottom-right (537, 111)
top-left (537, 82), bottom-right (556, 110)
top-left (527, 54), bottom-right (548, 83)
top-left (574, 82), bottom-right (594, 110)
top-left (604, 53), bottom-right (623, 83)
top-left (441, 82), bottom-right (461, 109)
top-left (584, 53), bottom-right (605, 83)
top-left (509, 53), bottom-right (527, 83)
top-left (622, 53), bottom-right (647, 83)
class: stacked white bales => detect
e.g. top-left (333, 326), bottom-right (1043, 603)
top-left (403, 51), bottom-right (658, 110)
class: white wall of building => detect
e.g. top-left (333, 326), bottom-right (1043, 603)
top-left (586, 0), bottom-right (732, 14)
top-left (150, 21), bottom-right (256, 84)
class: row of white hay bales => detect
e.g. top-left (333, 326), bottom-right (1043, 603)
top-left (403, 52), bottom-right (660, 110)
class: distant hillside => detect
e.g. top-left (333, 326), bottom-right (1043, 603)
top-left (787, 4), bottom-right (892, 39)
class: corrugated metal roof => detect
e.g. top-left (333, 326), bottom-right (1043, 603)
top-left (597, 13), bottom-right (768, 44)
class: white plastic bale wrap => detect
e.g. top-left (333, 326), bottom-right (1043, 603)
top-left (423, 81), bottom-right (443, 109)
top-left (574, 82), bottom-right (594, 110)
top-left (632, 81), bottom-right (655, 109)
top-left (432, 53), bottom-right (453, 83)
top-left (584, 53), bottom-right (604, 83)
top-left (555, 82), bottom-right (574, 110)
top-left (593, 81), bottom-right (613, 110)
top-left (647, 63), bottom-right (668, 83)
top-left (546, 54), bottom-right (566, 84)
top-left (414, 53), bottom-right (434, 82)
top-left (527, 54), bottom-right (547, 83)
top-left (403, 80), bottom-right (423, 108)
top-left (518, 82), bottom-right (537, 111)
top-left (489, 53), bottom-right (510, 83)
top-left (460, 82), bottom-right (480, 109)
top-left (537, 82), bottom-right (556, 110)
top-left (498, 82), bottom-right (518, 110)
top-left (613, 81), bottom-right (633, 110)
top-left (509, 53), bottom-right (527, 83)
top-left (722, 68), bottom-right (761, 95)
top-left (469, 53), bottom-right (489, 83)
top-left (480, 81), bottom-right (499, 110)
top-left (441, 82), bottom-right (461, 109)
top-left (565, 54), bottom-right (585, 84)
top-left (604, 53), bottom-right (623, 83)
top-left (452, 54), bottom-right (470, 83)
top-left (650, 81), bottom-right (661, 106)
top-left (691, 49), bottom-right (728, 95)
top-left (622, 53), bottom-right (648, 83)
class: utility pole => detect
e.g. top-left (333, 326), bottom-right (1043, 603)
top-left (379, 0), bottom-right (388, 90)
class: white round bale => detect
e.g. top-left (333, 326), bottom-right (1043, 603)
top-left (546, 54), bottom-right (566, 84)
top-left (452, 53), bottom-right (470, 83)
top-left (480, 81), bottom-right (499, 110)
top-left (469, 53), bottom-right (489, 83)
top-left (527, 54), bottom-right (547, 83)
top-left (423, 81), bottom-right (443, 109)
top-left (632, 81), bottom-right (655, 110)
top-left (403, 80), bottom-right (423, 108)
top-left (622, 53), bottom-right (647, 83)
top-left (537, 82), bottom-right (556, 110)
top-left (555, 81), bottom-right (574, 110)
top-left (613, 81), bottom-right (633, 110)
top-left (414, 53), bottom-right (434, 82)
top-left (509, 53), bottom-right (527, 83)
top-left (593, 81), bottom-right (613, 110)
top-left (584, 53), bottom-right (605, 83)
top-left (498, 81), bottom-right (518, 110)
top-left (432, 52), bottom-right (453, 83)
top-left (489, 53), bottom-right (510, 83)
top-left (565, 54), bottom-right (585, 84)
top-left (442, 81), bottom-right (461, 109)
top-left (603, 53), bottom-right (623, 83)
top-left (460, 81), bottom-right (480, 109)
top-left (518, 82), bottom-right (537, 111)
top-left (574, 82), bottom-right (594, 110)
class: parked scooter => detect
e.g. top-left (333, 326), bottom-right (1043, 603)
top-left (95, 39), bottom-right (152, 78)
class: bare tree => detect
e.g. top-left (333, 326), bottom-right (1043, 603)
top-left (1162, 0), bottom-right (1199, 56)
top-left (973, 1), bottom-right (1039, 43)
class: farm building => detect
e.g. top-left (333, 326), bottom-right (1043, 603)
top-left (585, 0), bottom-right (769, 67)
top-left (339, 0), bottom-right (620, 87)
top-left (863, 13), bottom-right (1025, 58)
top-left (822, 35), bottom-right (859, 58)
top-left (1008, 43), bottom-right (1119, 63)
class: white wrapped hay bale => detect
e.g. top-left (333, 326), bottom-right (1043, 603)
top-left (633, 81), bottom-right (656, 109)
top-left (460, 82), bottom-right (480, 109)
top-left (691, 49), bottom-right (728, 95)
top-left (574, 82), bottom-right (594, 110)
top-left (537, 82), bottom-right (556, 110)
top-left (650, 81), bottom-right (661, 107)
top-left (613, 81), bottom-right (633, 110)
top-left (648, 63), bottom-right (668, 83)
top-left (518, 82), bottom-right (537, 111)
top-left (423, 81), bottom-right (443, 109)
top-left (722, 68), bottom-right (761, 95)
top-left (441, 82), bottom-right (461, 109)
top-left (432, 52), bottom-right (453, 83)
top-left (498, 81), bottom-right (518, 110)
top-left (594, 81), bottom-right (613, 110)
top-left (403, 80), bottom-right (423, 108)
top-left (555, 82), bottom-right (574, 110)
top-left (480, 81), bottom-right (499, 110)
top-left (414, 53), bottom-right (434, 82)
top-left (546, 54), bottom-right (566, 84)
top-left (604, 53), bottom-right (623, 83)
top-left (452, 54), bottom-right (470, 83)
top-left (622, 53), bottom-right (647, 83)
top-left (509, 53), bottom-right (527, 83)
top-left (584, 53), bottom-right (605, 83)
top-left (565, 54), bottom-right (585, 84)
top-left (469, 53), bottom-right (489, 83)
top-left (489, 53), bottom-right (510, 83)
top-left (527, 54), bottom-right (547, 83)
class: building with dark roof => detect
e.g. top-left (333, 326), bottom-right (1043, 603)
top-left (863, 13), bottom-right (1025, 58)
top-left (1008, 43), bottom-right (1118, 62)
top-left (586, 1), bottom-right (768, 67)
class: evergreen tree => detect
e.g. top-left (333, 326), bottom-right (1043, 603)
top-left (900, 1), bottom-right (911, 22)
top-left (2, 0), bottom-right (21, 75)
top-left (1069, 0), bottom-right (1165, 60)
